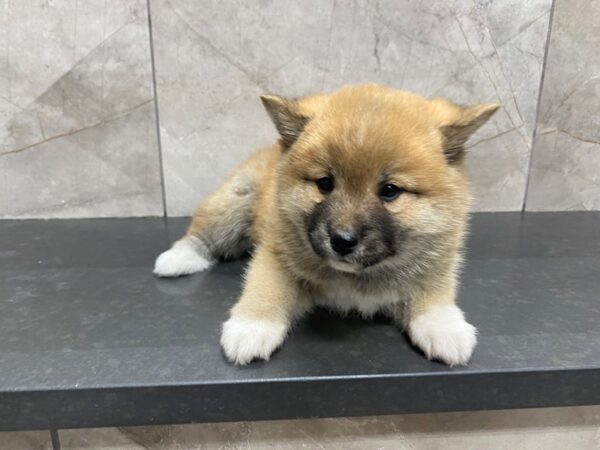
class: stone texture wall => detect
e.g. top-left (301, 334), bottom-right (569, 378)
top-left (525, 0), bottom-right (600, 210)
top-left (0, 0), bottom-right (597, 217)
top-left (1, 0), bottom-right (163, 218)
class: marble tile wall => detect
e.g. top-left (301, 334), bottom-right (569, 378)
top-left (0, 0), bottom-right (598, 214)
top-left (0, 0), bottom-right (162, 218)
top-left (525, 0), bottom-right (600, 210)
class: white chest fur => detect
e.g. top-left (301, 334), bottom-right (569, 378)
top-left (313, 282), bottom-right (400, 317)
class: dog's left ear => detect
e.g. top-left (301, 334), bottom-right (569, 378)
top-left (260, 95), bottom-right (309, 148)
top-left (435, 102), bottom-right (500, 164)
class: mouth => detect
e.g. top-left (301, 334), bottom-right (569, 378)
top-left (326, 252), bottom-right (390, 274)
top-left (328, 259), bottom-right (362, 273)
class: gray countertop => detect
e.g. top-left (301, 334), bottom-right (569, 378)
top-left (1, 213), bottom-right (599, 430)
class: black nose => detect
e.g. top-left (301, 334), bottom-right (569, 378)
top-left (330, 231), bottom-right (359, 256)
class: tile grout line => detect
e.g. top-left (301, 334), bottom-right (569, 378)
top-left (146, 0), bottom-right (168, 218)
top-left (521, 0), bottom-right (557, 213)
top-left (50, 429), bottom-right (61, 450)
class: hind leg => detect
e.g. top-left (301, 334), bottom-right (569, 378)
top-left (154, 149), bottom-right (269, 277)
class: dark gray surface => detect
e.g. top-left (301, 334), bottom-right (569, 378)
top-left (0, 213), bottom-right (599, 430)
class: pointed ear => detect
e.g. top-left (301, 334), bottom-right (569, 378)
top-left (260, 95), bottom-right (309, 148)
top-left (439, 103), bottom-right (500, 164)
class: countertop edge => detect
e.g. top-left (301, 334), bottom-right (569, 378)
top-left (2, 367), bottom-right (599, 431)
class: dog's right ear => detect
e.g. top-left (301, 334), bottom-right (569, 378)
top-left (260, 95), bottom-right (309, 148)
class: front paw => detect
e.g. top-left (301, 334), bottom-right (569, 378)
top-left (154, 239), bottom-right (213, 277)
top-left (408, 305), bottom-right (477, 367)
top-left (220, 316), bottom-right (288, 365)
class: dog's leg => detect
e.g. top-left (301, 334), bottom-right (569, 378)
top-left (396, 271), bottom-right (477, 367)
top-left (154, 149), bottom-right (271, 277)
top-left (221, 245), bottom-right (311, 365)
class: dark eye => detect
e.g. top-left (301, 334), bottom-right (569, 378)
top-left (316, 177), bottom-right (334, 194)
top-left (379, 184), bottom-right (403, 201)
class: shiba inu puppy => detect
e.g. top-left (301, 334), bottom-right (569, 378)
top-left (154, 84), bottom-right (498, 366)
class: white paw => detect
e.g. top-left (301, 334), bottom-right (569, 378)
top-left (221, 316), bottom-right (288, 365)
top-left (408, 305), bottom-right (477, 367)
top-left (153, 238), bottom-right (213, 277)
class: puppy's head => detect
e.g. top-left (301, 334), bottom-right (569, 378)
top-left (262, 85), bottom-right (499, 274)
